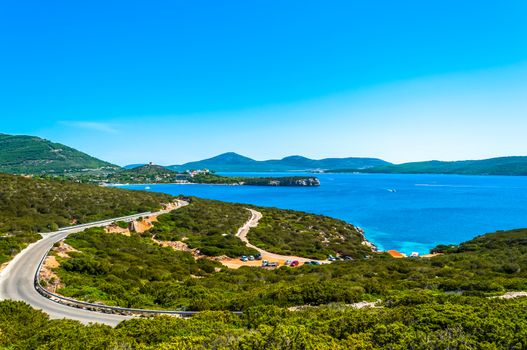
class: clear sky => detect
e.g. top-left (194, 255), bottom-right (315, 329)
top-left (1, 1), bottom-right (526, 165)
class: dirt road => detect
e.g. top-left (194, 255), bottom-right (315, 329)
top-left (221, 209), bottom-right (326, 269)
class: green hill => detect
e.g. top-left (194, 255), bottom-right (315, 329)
top-left (148, 197), bottom-right (368, 259)
top-left (0, 173), bottom-right (173, 263)
top-left (332, 156), bottom-right (527, 176)
top-left (0, 133), bottom-right (119, 174)
top-left (168, 152), bottom-right (390, 172)
top-left (106, 164), bottom-right (183, 183)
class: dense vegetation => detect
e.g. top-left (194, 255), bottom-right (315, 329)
top-left (57, 228), bottom-right (223, 309)
top-left (149, 197), bottom-right (257, 257)
top-left (0, 133), bottom-right (118, 174)
top-left (331, 156), bottom-right (527, 176)
top-left (168, 152), bottom-right (390, 172)
top-left (433, 228), bottom-right (527, 254)
top-left (191, 173), bottom-right (320, 187)
top-left (0, 173), bottom-right (173, 264)
top-left (148, 197), bottom-right (366, 258)
top-left (54, 227), bottom-right (527, 314)
top-left (1, 297), bottom-right (526, 349)
top-left (247, 207), bottom-right (372, 259)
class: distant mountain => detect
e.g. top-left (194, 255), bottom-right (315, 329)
top-left (168, 152), bottom-right (390, 172)
top-left (0, 133), bottom-right (119, 174)
top-left (123, 164), bottom-right (147, 169)
top-left (332, 156), bottom-right (527, 176)
top-left (264, 155), bottom-right (390, 171)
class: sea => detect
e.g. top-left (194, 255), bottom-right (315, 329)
top-left (118, 173), bottom-right (527, 255)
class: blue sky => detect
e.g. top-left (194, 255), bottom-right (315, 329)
top-left (1, 1), bottom-right (526, 165)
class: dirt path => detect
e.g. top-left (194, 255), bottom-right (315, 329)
top-left (150, 205), bottom-right (326, 269)
top-left (221, 209), bottom-right (326, 269)
top-left (492, 291), bottom-right (527, 299)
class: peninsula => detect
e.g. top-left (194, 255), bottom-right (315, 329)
top-left (102, 164), bottom-right (321, 187)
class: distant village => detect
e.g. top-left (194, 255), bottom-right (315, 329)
top-left (186, 168), bottom-right (211, 177)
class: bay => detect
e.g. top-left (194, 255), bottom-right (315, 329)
top-left (118, 173), bottom-right (527, 255)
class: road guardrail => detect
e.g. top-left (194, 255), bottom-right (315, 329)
top-left (34, 214), bottom-right (243, 317)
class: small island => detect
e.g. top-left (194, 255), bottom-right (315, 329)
top-left (95, 163), bottom-right (320, 187)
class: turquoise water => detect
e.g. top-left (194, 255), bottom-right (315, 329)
top-left (119, 173), bottom-right (527, 255)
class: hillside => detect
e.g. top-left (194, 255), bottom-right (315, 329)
top-left (53, 196), bottom-right (374, 310)
top-left (167, 152), bottom-right (390, 172)
top-left (32, 225), bottom-right (527, 347)
top-left (149, 197), bottom-right (367, 259)
top-left (247, 206), bottom-right (370, 259)
top-left (0, 133), bottom-right (119, 174)
top-left (106, 164), bottom-right (183, 183)
top-left (0, 173), bottom-right (173, 263)
top-left (149, 197), bottom-right (257, 257)
top-left (54, 198), bottom-right (527, 313)
top-left (1, 297), bottom-right (526, 348)
top-left (332, 156), bottom-right (527, 176)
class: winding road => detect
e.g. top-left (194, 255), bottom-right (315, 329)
top-left (0, 201), bottom-right (321, 326)
top-left (0, 201), bottom-right (187, 326)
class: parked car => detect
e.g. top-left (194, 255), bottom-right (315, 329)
top-left (268, 262), bottom-right (279, 267)
top-left (290, 260), bottom-right (300, 267)
top-left (255, 254), bottom-right (262, 260)
top-left (307, 261), bottom-right (321, 265)
top-left (262, 260), bottom-right (269, 267)
top-left (248, 255), bottom-right (255, 261)
top-left (343, 256), bottom-right (353, 260)
top-left (285, 259), bottom-right (293, 265)
top-left (240, 255), bottom-right (248, 262)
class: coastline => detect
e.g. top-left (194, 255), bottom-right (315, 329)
top-left (108, 182), bottom-right (197, 186)
top-left (108, 182), bottom-right (442, 257)
top-left (106, 181), bottom-right (318, 188)
top-left (109, 174), bottom-right (527, 257)
top-left (355, 226), bottom-right (378, 253)
top-left (106, 182), bottom-right (243, 187)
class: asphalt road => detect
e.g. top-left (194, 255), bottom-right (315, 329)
top-left (0, 205), bottom-right (184, 326)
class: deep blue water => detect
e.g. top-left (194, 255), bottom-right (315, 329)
top-left (118, 173), bottom-right (527, 255)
